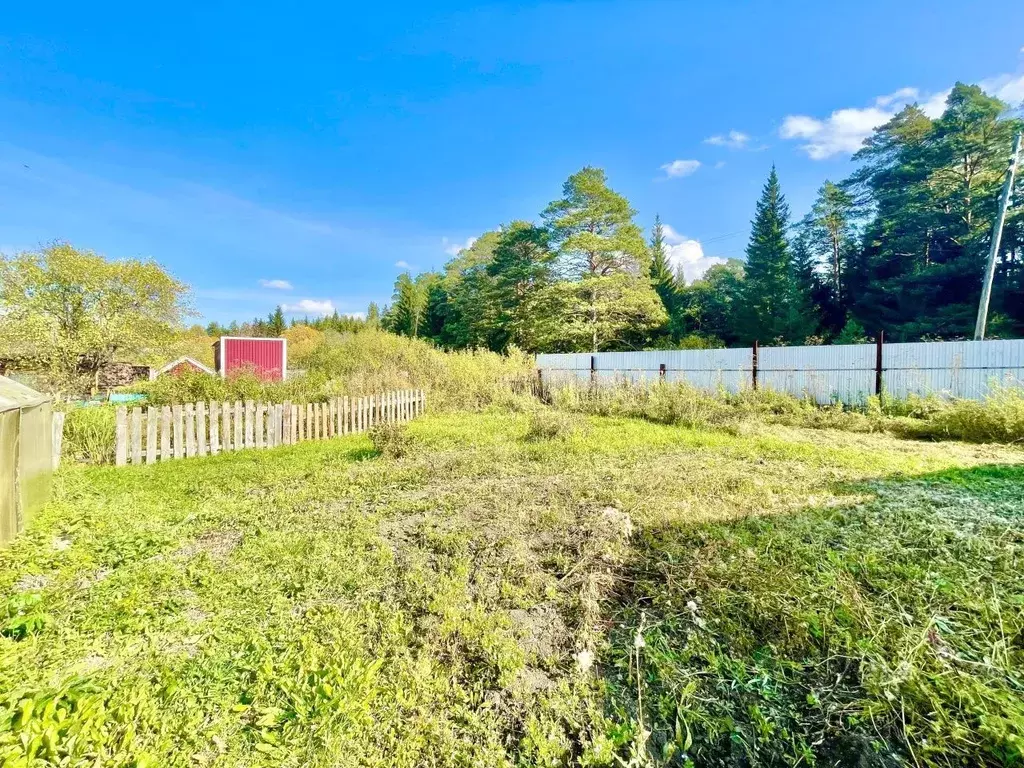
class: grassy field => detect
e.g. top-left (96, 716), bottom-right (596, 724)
top-left (2, 409), bottom-right (1023, 766)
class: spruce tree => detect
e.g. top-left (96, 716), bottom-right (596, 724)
top-left (268, 305), bottom-right (286, 336)
top-left (649, 215), bottom-right (678, 327)
top-left (738, 166), bottom-right (796, 343)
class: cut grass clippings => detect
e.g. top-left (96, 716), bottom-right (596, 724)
top-left (1, 411), bottom-right (1022, 766)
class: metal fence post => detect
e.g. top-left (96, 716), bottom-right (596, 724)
top-left (875, 331), bottom-right (885, 398)
top-left (752, 341), bottom-right (759, 391)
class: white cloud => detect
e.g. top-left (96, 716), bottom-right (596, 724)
top-left (442, 235), bottom-right (477, 257)
top-left (704, 130), bottom-right (751, 149)
top-left (345, 311), bottom-right (367, 320)
top-left (282, 298), bottom-right (335, 316)
top-left (714, 160), bottom-right (726, 169)
top-left (659, 159), bottom-right (701, 179)
top-left (780, 71), bottom-right (1024, 160)
top-left (661, 224), bottom-right (726, 284)
top-left (395, 260), bottom-right (411, 270)
top-left (981, 73), bottom-right (1024, 106)
top-left (259, 278), bottom-right (293, 290)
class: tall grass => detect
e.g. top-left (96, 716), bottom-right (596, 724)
top-left (131, 330), bottom-right (534, 411)
top-left (545, 378), bottom-right (1024, 444)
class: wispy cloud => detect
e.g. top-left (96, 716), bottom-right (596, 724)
top-left (704, 130), bottom-right (750, 149)
top-left (442, 235), bottom-right (477, 257)
top-left (659, 159), bottom-right (701, 179)
top-left (259, 278), bottom-right (293, 290)
top-left (662, 223), bottom-right (726, 284)
top-left (395, 260), bottom-right (412, 270)
top-left (282, 298), bottom-right (335, 316)
top-left (780, 73), bottom-right (1024, 160)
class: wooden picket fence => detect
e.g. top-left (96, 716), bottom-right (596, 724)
top-left (114, 389), bottom-right (425, 466)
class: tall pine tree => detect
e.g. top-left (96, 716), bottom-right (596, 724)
top-left (649, 214), bottom-right (679, 341)
top-left (738, 166), bottom-right (799, 343)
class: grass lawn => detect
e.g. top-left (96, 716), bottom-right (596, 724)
top-left (2, 410), bottom-right (1023, 767)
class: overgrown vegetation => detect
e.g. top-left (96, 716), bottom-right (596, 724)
top-left (131, 330), bottom-right (533, 412)
top-left (546, 378), bottom-right (1024, 444)
top-left (2, 412), bottom-right (1022, 766)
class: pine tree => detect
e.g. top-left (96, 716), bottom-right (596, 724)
top-left (268, 305), bottom-right (286, 336)
top-left (738, 166), bottom-right (797, 343)
top-left (649, 215), bottom-right (678, 334)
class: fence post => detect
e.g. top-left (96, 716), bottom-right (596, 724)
top-left (146, 407), bottom-right (157, 465)
top-left (752, 340), bottom-right (759, 391)
top-left (162, 406), bottom-right (172, 460)
top-left (659, 363), bottom-right (666, 380)
top-left (875, 330), bottom-right (885, 398)
top-left (590, 355), bottom-right (596, 387)
top-left (51, 411), bottom-right (66, 470)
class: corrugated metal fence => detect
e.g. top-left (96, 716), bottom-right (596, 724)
top-left (537, 339), bottom-right (1024, 404)
top-left (114, 389), bottom-right (425, 466)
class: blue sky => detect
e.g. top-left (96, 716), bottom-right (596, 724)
top-left (2, 1), bottom-right (1023, 325)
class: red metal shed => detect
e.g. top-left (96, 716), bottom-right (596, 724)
top-left (213, 337), bottom-right (287, 381)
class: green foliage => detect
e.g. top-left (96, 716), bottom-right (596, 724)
top-left (0, 243), bottom-right (190, 392)
top-left (4, 410), bottom-right (1022, 765)
top-left (527, 273), bottom-right (667, 352)
top-left (59, 405), bottom-right (118, 464)
top-left (369, 421), bottom-right (414, 458)
top-left (523, 407), bottom-right (588, 441)
top-left (543, 167), bottom-right (649, 279)
top-left (739, 166), bottom-right (804, 344)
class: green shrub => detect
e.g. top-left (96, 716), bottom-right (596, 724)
top-left (369, 421), bottom-right (414, 458)
top-left (59, 405), bottom-right (117, 464)
top-left (130, 331), bottom-right (534, 412)
top-left (925, 384), bottom-right (1024, 443)
top-left (524, 408), bottom-right (588, 441)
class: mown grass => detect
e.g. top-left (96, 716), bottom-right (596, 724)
top-left (2, 411), bottom-right (1022, 766)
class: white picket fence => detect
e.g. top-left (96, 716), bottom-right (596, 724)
top-left (114, 389), bottom-right (425, 466)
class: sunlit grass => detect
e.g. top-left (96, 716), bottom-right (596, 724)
top-left (2, 412), bottom-right (1022, 766)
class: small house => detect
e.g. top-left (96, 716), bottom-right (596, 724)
top-left (157, 357), bottom-right (216, 378)
top-left (213, 337), bottom-right (287, 381)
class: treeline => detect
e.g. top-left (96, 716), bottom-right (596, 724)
top-left (382, 83), bottom-right (1024, 351)
top-left (205, 305), bottom-right (380, 339)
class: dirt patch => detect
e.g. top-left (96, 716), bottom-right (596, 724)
top-left (508, 604), bottom-right (568, 660)
top-left (176, 530), bottom-right (243, 560)
top-left (13, 574), bottom-right (49, 592)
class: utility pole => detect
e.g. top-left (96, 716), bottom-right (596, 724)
top-left (974, 131), bottom-right (1022, 340)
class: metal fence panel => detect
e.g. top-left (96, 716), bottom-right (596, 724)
top-left (536, 340), bottom-right (1024, 403)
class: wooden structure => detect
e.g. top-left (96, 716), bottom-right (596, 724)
top-left (114, 389), bottom-right (425, 466)
top-left (157, 356), bottom-right (215, 378)
top-left (214, 337), bottom-right (287, 381)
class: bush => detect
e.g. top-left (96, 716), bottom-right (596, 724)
top-left (524, 408), bottom-right (588, 441)
top-left (925, 384), bottom-right (1024, 443)
top-left (544, 379), bottom-right (1024, 445)
top-left (59, 405), bottom-right (117, 464)
top-left (369, 421), bottom-right (414, 458)
top-left (131, 331), bottom-right (534, 412)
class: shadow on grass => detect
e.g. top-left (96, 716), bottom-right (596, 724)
top-left (601, 463), bottom-right (1024, 767)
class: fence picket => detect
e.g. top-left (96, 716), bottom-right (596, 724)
top-left (209, 402), bottom-right (220, 454)
top-left (233, 401), bottom-right (242, 449)
top-left (146, 408), bottom-right (157, 465)
top-left (161, 406), bottom-right (171, 461)
top-left (173, 406), bottom-right (184, 459)
top-left (256, 404), bottom-right (265, 448)
top-left (185, 404), bottom-right (196, 458)
top-left (282, 400), bottom-right (292, 445)
top-left (197, 402), bottom-right (208, 457)
top-left (130, 407), bottom-right (143, 465)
